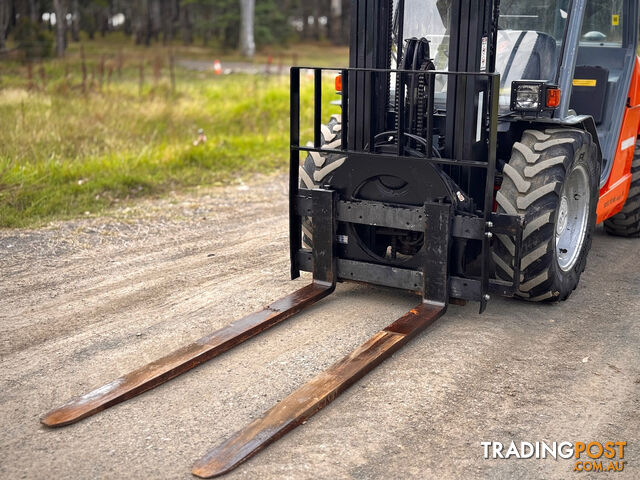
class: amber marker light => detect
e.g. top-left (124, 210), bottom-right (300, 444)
top-left (546, 87), bottom-right (561, 109)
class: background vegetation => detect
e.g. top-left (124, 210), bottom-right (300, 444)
top-left (0, 1), bottom-right (350, 57)
top-left (0, 2), bottom-right (348, 227)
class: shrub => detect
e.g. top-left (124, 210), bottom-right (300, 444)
top-left (14, 18), bottom-right (53, 60)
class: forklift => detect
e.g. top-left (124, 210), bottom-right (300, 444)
top-left (42, 0), bottom-right (640, 477)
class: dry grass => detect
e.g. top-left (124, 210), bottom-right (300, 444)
top-left (0, 37), bottom-right (346, 228)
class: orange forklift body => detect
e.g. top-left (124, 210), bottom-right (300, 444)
top-left (597, 56), bottom-right (640, 223)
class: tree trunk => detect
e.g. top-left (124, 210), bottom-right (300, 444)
top-left (53, 0), bottom-right (66, 57)
top-left (0, 0), bottom-right (11, 51)
top-left (340, 0), bottom-right (350, 45)
top-left (15, 0), bottom-right (29, 19)
top-left (132, 0), bottom-right (151, 46)
top-left (71, 0), bottom-right (79, 42)
top-left (99, 4), bottom-right (109, 37)
top-left (328, 0), bottom-right (342, 44)
top-left (239, 0), bottom-right (255, 58)
top-left (161, 0), bottom-right (178, 44)
top-left (150, 0), bottom-right (161, 43)
top-left (200, 4), bottom-right (212, 47)
top-left (301, 3), bottom-right (312, 40)
top-left (123, 2), bottom-right (132, 36)
top-left (311, 4), bottom-right (321, 40)
top-left (29, 0), bottom-right (39, 23)
top-left (143, 0), bottom-right (152, 46)
top-left (180, 3), bottom-right (192, 45)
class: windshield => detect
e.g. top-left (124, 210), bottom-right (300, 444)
top-left (391, 0), bottom-right (451, 72)
top-left (499, 0), bottom-right (570, 40)
top-left (390, 0), bottom-right (570, 110)
top-left (390, 0), bottom-right (451, 102)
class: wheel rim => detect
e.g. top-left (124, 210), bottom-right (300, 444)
top-left (556, 164), bottom-right (590, 272)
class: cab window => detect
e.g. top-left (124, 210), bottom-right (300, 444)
top-left (581, 0), bottom-right (624, 45)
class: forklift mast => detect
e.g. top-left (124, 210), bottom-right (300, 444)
top-left (445, 0), bottom-right (497, 163)
top-left (348, 0), bottom-right (499, 163)
top-left (288, 0), bottom-right (523, 312)
top-left (347, 0), bottom-right (393, 150)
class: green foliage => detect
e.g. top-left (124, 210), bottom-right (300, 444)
top-left (184, 0), bottom-right (294, 49)
top-left (255, 0), bottom-right (292, 46)
top-left (79, 11), bottom-right (98, 38)
top-left (13, 19), bottom-right (54, 60)
top-left (209, 0), bottom-right (240, 49)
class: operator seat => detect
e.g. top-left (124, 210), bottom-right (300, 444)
top-left (495, 30), bottom-right (557, 85)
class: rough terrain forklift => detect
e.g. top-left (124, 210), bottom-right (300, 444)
top-left (42, 0), bottom-right (640, 477)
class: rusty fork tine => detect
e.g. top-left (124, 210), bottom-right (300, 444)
top-left (41, 283), bottom-right (333, 428)
top-left (192, 302), bottom-right (446, 478)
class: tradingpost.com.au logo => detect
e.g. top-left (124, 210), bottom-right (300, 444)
top-left (481, 441), bottom-right (627, 473)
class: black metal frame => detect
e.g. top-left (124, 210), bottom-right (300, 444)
top-left (289, 66), bottom-right (524, 311)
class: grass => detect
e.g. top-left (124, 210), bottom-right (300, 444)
top-left (0, 37), bottom-right (347, 228)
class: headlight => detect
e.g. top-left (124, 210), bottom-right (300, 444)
top-left (515, 84), bottom-right (541, 110)
top-left (511, 81), bottom-right (544, 112)
top-left (510, 81), bottom-right (560, 114)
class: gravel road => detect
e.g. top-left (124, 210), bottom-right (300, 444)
top-left (1, 174), bottom-right (639, 480)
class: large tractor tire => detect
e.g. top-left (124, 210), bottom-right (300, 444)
top-left (299, 114), bottom-right (345, 247)
top-left (603, 138), bottom-right (640, 237)
top-left (493, 128), bottom-right (600, 302)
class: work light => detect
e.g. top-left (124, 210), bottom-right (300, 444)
top-left (510, 81), bottom-right (561, 113)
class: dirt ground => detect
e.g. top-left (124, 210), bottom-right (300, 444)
top-left (1, 174), bottom-right (639, 480)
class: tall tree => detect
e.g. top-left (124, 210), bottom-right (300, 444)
top-left (132, 0), bottom-right (152, 45)
top-left (71, 0), bottom-right (79, 41)
top-left (300, 2), bottom-right (312, 40)
top-left (238, 0), bottom-right (254, 58)
top-left (180, 2), bottom-right (193, 45)
top-left (29, 0), bottom-right (39, 23)
top-left (53, 0), bottom-right (66, 56)
top-left (14, 0), bottom-right (29, 20)
top-left (328, 0), bottom-right (341, 44)
top-left (0, 0), bottom-right (9, 51)
top-left (160, 0), bottom-right (178, 44)
top-left (149, 0), bottom-right (161, 42)
top-left (311, 2), bottom-right (321, 40)
top-left (339, 0), bottom-right (349, 44)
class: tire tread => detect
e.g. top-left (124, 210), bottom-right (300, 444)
top-left (604, 138), bottom-right (640, 237)
top-left (494, 128), bottom-right (597, 302)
